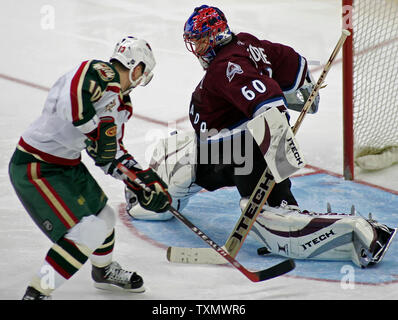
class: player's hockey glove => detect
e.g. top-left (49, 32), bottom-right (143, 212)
top-left (111, 156), bottom-right (171, 213)
top-left (124, 168), bottom-right (172, 213)
top-left (85, 117), bottom-right (117, 166)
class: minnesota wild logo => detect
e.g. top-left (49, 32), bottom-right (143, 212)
top-left (93, 62), bottom-right (115, 81)
top-left (105, 99), bottom-right (116, 112)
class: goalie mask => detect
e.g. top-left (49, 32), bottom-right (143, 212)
top-left (184, 5), bottom-right (232, 69)
top-left (110, 36), bottom-right (156, 92)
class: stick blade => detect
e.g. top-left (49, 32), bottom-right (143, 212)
top-left (255, 259), bottom-right (296, 282)
top-left (166, 246), bottom-right (228, 264)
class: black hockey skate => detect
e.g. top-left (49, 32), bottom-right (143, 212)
top-left (22, 286), bottom-right (51, 300)
top-left (92, 261), bottom-right (145, 293)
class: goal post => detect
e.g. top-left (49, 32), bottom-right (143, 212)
top-left (342, 0), bottom-right (354, 180)
top-left (342, 0), bottom-right (398, 180)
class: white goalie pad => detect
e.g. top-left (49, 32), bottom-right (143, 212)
top-left (249, 205), bottom-right (380, 268)
top-left (149, 131), bottom-right (201, 200)
top-left (127, 131), bottom-right (202, 220)
top-left (247, 107), bottom-right (306, 183)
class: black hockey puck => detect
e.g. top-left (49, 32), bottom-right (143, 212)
top-left (257, 247), bottom-right (271, 255)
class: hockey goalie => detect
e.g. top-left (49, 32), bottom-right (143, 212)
top-left (125, 5), bottom-right (396, 269)
top-left (126, 117), bottom-right (396, 269)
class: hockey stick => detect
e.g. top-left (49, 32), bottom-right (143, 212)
top-left (168, 29), bottom-right (351, 264)
top-left (116, 162), bottom-right (295, 282)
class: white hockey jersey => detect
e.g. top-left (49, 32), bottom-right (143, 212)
top-left (17, 60), bottom-right (132, 166)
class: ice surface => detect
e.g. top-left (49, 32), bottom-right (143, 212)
top-left (1, 0), bottom-right (397, 302)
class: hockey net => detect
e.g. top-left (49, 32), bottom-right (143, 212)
top-left (343, 0), bottom-right (398, 179)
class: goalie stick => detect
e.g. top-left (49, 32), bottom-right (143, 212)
top-left (168, 29), bottom-right (351, 264)
top-left (116, 162), bottom-right (295, 282)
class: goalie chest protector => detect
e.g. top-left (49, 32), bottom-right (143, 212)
top-left (188, 32), bottom-right (307, 138)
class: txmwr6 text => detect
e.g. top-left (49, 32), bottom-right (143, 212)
top-left (152, 304), bottom-right (247, 317)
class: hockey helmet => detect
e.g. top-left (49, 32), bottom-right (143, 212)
top-left (183, 5), bottom-right (232, 69)
top-left (110, 36), bottom-right (156, 89)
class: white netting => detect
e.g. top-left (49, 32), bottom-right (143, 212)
top-left (352, 0), bottom-right (398, 168)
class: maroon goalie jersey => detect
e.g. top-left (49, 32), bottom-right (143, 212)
top-left (189, 32), bottom-right (308, 142)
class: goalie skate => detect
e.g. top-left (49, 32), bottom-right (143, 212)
top-left (366, 215), bottom-right (397, 266)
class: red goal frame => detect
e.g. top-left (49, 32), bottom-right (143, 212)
top-left (342, 0), bottom-right (354, 180)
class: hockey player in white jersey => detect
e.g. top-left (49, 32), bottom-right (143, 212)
top-left (9, 36), bottom-right (171, 300)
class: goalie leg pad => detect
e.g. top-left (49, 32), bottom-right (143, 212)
top-left (249, 205), bottom-right (393, 268)
top-left (128, 132), bottom-right (202, 221)
top-left (247, 107), bottom-right (306, 183)
top-left (127, 201), bottom-right (175, 221)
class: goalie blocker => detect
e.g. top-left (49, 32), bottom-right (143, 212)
top-left (247, 107), bottom-right (305, 183)
top-left (127, 109), bottom-right (397, 268)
